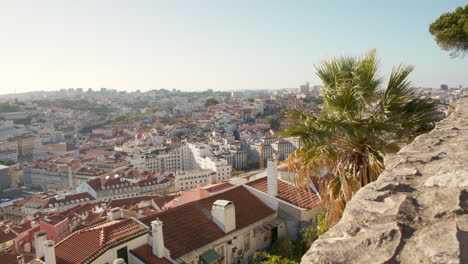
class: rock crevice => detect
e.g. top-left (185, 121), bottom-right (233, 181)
top-left (302, 95), bottom-right (468, 264)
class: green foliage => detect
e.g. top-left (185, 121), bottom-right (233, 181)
top-left (232, 169), bottom-right (245, 176)
top-left (34, 99), bottom-right (110, 115)
top-left (13, 117), bottom-right (32, 126)
top-left (302, 97), bottom-right (323, 105)
top-left (174, 131), bottom-right (184, 138)
top-left (0, 103), bottom-right (22, 113)
top-left (298, 225), bottom-right (317, 251)
top-left (316, 208), bottom-right (329, 236)
top-left (248, 98), bottom-right (255, 103)
top-left (205, 98), bottom-right (219, 107)
top-left (268, 228), bottom-right (320, 263)
top-left (0, 160), bottom-right (15, 166)
top-left (247, 159), bottom-right (260, 169)
top-left (281, 50), bottom-right (438, 225)
top-left (429, 4), bottom-right (468, 57)
top-left (254, 252), bottom-right (299, 264)
top-left (267, 118), bottom-right (281, 130)
top-left (271, 238), bottom-right (297, 261)
top-left (89, 111), bottom-right (154, 129)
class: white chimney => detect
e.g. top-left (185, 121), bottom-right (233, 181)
top-left (17, 255), bottom-right (25, 264)
top-left (211, 200), bottom-right (236, 233)
top-left (43, 240), bottom-right (56, 264)
top-left (34, 231), bottom-right (47, 259)
top-left (267, 155), bottom-right (278, 197)
top-left (151, 220), bottom-right (165, 258)
top-left (108, 207), bottom-right (123, 220)
top-left (113, 258), bottom-right (126, 264)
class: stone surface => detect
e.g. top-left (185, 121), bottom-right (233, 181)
top-left (302, 94), bottom-right (468, 264)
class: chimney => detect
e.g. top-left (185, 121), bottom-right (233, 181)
top-left (34, 231), bottom-right (47, 259)
top-left (208, 172), bottom-right (217, 185)
top-left (113, 258), bottom-right (126, 264)
top-left (43, 240), bottom-right (56, 264)
top-left (108, 207), bottom-right (123, 220)
top-left (151, 220), bottom-right (165, 258)
top-left (17, 255), bottom-right (25, 264)
top-left (267, 154), bottom-right (278, 197)
top-left (211, 200), bottom-right (236, 233)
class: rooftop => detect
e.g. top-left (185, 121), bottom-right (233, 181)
top-left (245, 177), bottom-right (321, 209)
top-left (140, 186), bottom-right (275, 259)
top-left (55, 218), bottom-right (147, 264)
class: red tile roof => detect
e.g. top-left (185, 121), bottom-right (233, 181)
top-left (0, 228), bottom-right (16, 244)
top-left (86, 177), bottom-right (133, 192)
top-left (0, 251), bottom-right (35, 264)
top-left (140, 186), bottom-right (274, 259)
top-left (245, 177), bottom-right (321, 209)
top-left (42, 192), bottom-right (95, 208)
top-left (130, 245), bottom-right (172, 264)
top-left (106, 196), bottom-right (160, 210)
top-left (55, 219), bottom-right (147, 264)
top-left (40, 214), bottom-right (68, 226)
top-left (202, 182), bottom-right (236, 193)
top-left (152, 195), bottom-right (177, 209)
top-left (61, 202), bottom-right (105, 217)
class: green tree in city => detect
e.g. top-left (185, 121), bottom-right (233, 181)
top-left (282, 50), bottom-right (438, 225)
top-left (254, 252), bottom-right (299, 264)
top-left (0, 160), bottom-right (15, 166)
top-left (267, 118), bottom-right (281, 130)
top-left (429, 4), bottom-right (468, 58)
top-left (205, 97), bottom-right (219, 107)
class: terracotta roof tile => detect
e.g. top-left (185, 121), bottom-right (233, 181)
top-left (55, 219), bottom-right (146, 264)
top-left (106, 196), bottom-right (160, 210)
top-left (40, 214), bottom-right (68, 226)
top-left (130, 245), bottom-right (172, 264)
top-left (140, 186), bottom-right (274, 259)
top-left (0, 228), bottom-right (16, 244)
top-left (245, 177), bottom-right (321, 209)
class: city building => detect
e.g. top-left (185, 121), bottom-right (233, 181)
top-left (0, 165), bottom-right (11, 191)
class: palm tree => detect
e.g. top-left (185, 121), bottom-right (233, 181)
top-left (282, 50), bottom-right (437, 225)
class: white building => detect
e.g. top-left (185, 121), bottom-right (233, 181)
top-left (271, 140), bottom-right (295, 161)
top-left (186, 143), bottom-right (232, 181)
top-left (174, 169), bottom-right (216, 191)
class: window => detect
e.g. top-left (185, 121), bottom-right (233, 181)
top-left (215, 244), bottom-right (225, 258)
top-left (117, 246), bottom-right (128, 263)
top-left (243, 232), bottom-right (250, 252)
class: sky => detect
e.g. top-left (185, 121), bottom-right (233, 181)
top-left (0, 0), bottom-right (467, 95)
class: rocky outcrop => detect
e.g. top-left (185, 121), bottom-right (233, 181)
top-left (302, 95), bottom-right (468, 264)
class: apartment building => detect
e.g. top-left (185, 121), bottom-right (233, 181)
top-left (271, 139), bottom-right (295, 160)
top-left (23, 164), bottom-right (108, 191)
top-left (76, 176), bottom-right (173, 201)
top-left (186, 143), bottom-right (232, 181)
top-left (174, 169), bottom-right (216, 191)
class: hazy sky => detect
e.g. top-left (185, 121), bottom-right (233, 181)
top-left (0, 0), bottom-right (467, 94)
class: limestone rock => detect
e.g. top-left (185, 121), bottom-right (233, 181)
top-left (425, 170), bottom-right (468, 188)
top-left (302, 95), bottom-right (468, 264)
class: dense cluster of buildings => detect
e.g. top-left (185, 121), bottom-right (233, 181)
top-left (0, 84), bottom-right (464, 263)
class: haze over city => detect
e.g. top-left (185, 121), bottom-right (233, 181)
top-left (0, 0), bottom-right (467, 95)
top-left (0, 1), bottom-right (468, 264)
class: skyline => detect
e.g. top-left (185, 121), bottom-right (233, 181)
top-left (0, 0), bottom-right (467, 95)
